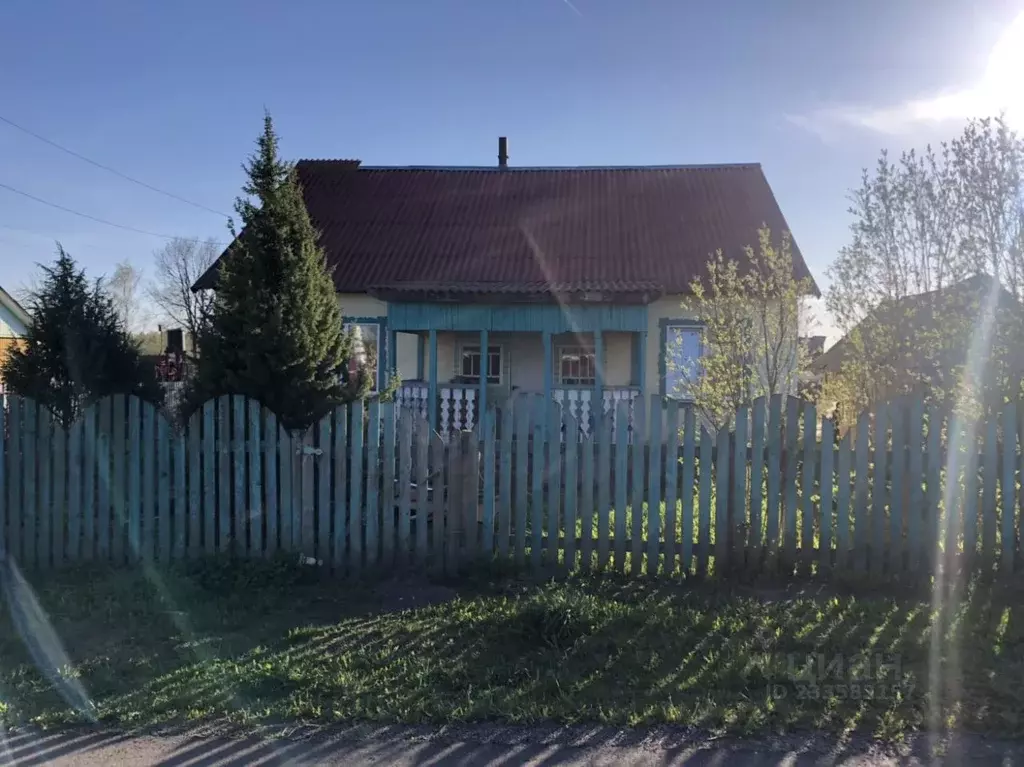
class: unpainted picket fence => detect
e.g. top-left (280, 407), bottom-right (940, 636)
top-left (0, 392), bottom-right (1022, 580)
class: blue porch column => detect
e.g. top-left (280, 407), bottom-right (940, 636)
top-left (416, 334), bottom-right (425, 380)
top-left (479, 329), bottom-right (489, 430)
top-left (543, 329), bottom-right (554, 431)
top-left (636, 330), bottom-right (648, 395)
top-left (428, 330), bottom-right (438, 431)
top-left (387, 328), bottom-right (398, 392)
top-left (593, 330), bottom-right (604, 427)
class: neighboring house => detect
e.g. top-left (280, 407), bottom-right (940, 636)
top-left (812, 274), bottom-right (1024, 415)
top-left (196, 139), bottom-right (818, 437)
top-left (0, 284), bottom-right (30, 394)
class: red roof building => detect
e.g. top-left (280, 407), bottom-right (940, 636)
top-left (197, 141), bottom-right (816, 437)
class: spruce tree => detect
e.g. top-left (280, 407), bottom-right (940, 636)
top-left (191, 113), bottom-right (356, 428)
top-left (1, 246), bottom-right (161, 425)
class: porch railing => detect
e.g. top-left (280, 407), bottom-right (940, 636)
top-left (395, 383), bottom-right (640, 441)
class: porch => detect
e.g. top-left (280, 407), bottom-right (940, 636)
top-left (380, 301), bottom-right (652, 441)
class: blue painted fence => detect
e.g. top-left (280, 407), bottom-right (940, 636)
top-left (0, 393), bottom-right (1021, 579)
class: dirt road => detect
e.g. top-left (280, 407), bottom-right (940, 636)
top-left (3, 723), bottom-right (1022, 765)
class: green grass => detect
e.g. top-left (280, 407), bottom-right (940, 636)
top-left (1, 560), bottom-right (1022, 741)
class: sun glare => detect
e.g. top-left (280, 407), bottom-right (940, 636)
top-left (978, 10), bottom-right (1024, 128)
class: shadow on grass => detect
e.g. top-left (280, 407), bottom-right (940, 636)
top-left (4, 560), bottom-right (1024, 748)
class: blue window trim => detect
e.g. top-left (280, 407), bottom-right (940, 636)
top-left (658, 318), bottom-right (705, 399)
top-left (343, 315), bottom-right (388, 391)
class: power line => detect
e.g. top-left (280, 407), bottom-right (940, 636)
top-left (0, 180), bottom-right (225, 244)
top-left (0, 113), bottom-right (231, 218)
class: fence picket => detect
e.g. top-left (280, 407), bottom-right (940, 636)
top-left (732, 404), bottom-right (749, 569)
top-left (1002, 404), bottom-right (1017, 574)
top-left (681, 407), bottom-right (696, 574)
top-left (925, 407), bottom-right (944, 573)
top-left (630, 396), bottom-right (646, 576)
top-left (749, 398), bottom-right (766, 565)
top-left (819, 418), bottom-right (834, 572)
top-left (765, 395), bottom-right (782, 565)
top-left (217, 397), bottom-right (230, 555)
top-left (299, 424), bottom-right (315, 557)
top-left (498, 402), bottom-right (514, 561)
top-left (836, 431), bottom-right (852, 572)
top-left (853, 413), bottom-right (870, 575)
top-left (647, 395), bottom-right (662, 574)
top-left (800, 403), bottom-right (816, 572)
top-left (7, 399), bottom-right (21, 563)
top-left (596, 409), bottom-right (613, 571)
top-left (52, 417), bottom-right (65, 568)
top-left (614, 399), bottom-right (629, 573)
top-left (514, 396), bottom-right (529, 568)
top-left (983, 418), bottom-right (998, 568)
top-left (871, 404), bottom-right (888, 578)
top-left (415, 415), bottom-right (430, 565)
top-left (698, 425), bottom-right (713, 575)
top-left (67, 415), bottom-right (81, 563)
top-left (398, 408), bottom-right (412, 567)
top-left (0, 397), bottom-right (5, 559)
top-left (482, 410), bottom-right (496, 560)
top-left (111, 395), bottom-right (125, 564)
top-left (37, 408), bottom-right (51, 569)
top-left (580, 418), bottom-right (596, 573)
top-left (81, 404), bottom-right (96, 562)
top-left (430, 432), bottom-right (446, 573)
top-left (963, 422), bottom-right (979, 571)
top-left (202, 401), bottom-right (216, 554)
top-left (907, 399), bottom-right (925, 574)
top-left (349, 400), bottom-right (364, 573)
top-left (714, 425), bottom-right (730, 575)
top-left (888, 403), bottom-right (906, 574)
top-left (264, 410), bottom-right (278, 558)
top-left (381, 404), bottom-right (395, 567)
top-left (664, 401), bottom-right (680, 574)
top-left (332, 406), bottom-right (348, 570)
top-left (157, 412), bottom-right (170, 562)
top-left (232, 397), bottom-right (246, 558)
top-left (564, 412), bottom-right (578, 573)
top-left (365, 401), bottom-right (381, 568)
top-left (92, 398), bottom-right (107, 564)
top-left (249, 400), bottom-right (263, 559)
top-left (140, 402), bottom-right (155, 562)
top-left (548, 399), bottom-right (562, 571)
top-left (173, 423), bottom-right (186, 560)
top-left (532, 396), bottom-right (546, 572)
top-left (125, 397), bottom-right (141, 562)
top-left (782, 397), bottom-right (799, 571)
top-left (319, 411), bottom-right (334, 566)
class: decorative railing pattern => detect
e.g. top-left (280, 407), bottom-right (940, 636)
top-left (396, 383), bottom-right (640, 440)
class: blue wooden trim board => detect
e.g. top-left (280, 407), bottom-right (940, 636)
top-left (388, 302), bottom-right (648, 333)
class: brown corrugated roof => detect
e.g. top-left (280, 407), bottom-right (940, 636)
top-left (195, 161), bottom-right (818, 297)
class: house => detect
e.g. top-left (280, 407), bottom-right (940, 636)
top-left (196, 138), bottom-right (817, 437)
top-left (0, 284), bottom-right (30, 394)
top-left (812, 274), bottom-right (1024, 416)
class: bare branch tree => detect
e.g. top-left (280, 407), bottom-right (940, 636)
top-left (107, 260), bottom-right (147, 333)
top-left (148, 237), bottom-right (218, 348)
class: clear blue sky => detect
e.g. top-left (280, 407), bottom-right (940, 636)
top-left (2, 0), bottom-right (1022, 336)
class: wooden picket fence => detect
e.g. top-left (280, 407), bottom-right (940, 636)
top-left (1, 392), bottom-right (1023, 579)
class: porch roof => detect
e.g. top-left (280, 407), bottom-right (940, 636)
top-left (388, 302), bottom-right (648, 333)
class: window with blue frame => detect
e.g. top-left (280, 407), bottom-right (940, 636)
top-left (664, 323), bottom-right (704, 400)
top-left (344, 322), bottom-right (380, 392)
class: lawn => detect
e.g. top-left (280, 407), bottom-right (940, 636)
top-left (0, 559), bottom-right (1021, 741)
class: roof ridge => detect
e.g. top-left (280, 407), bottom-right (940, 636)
top-left (297, 162), bottom-right (762, 172)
